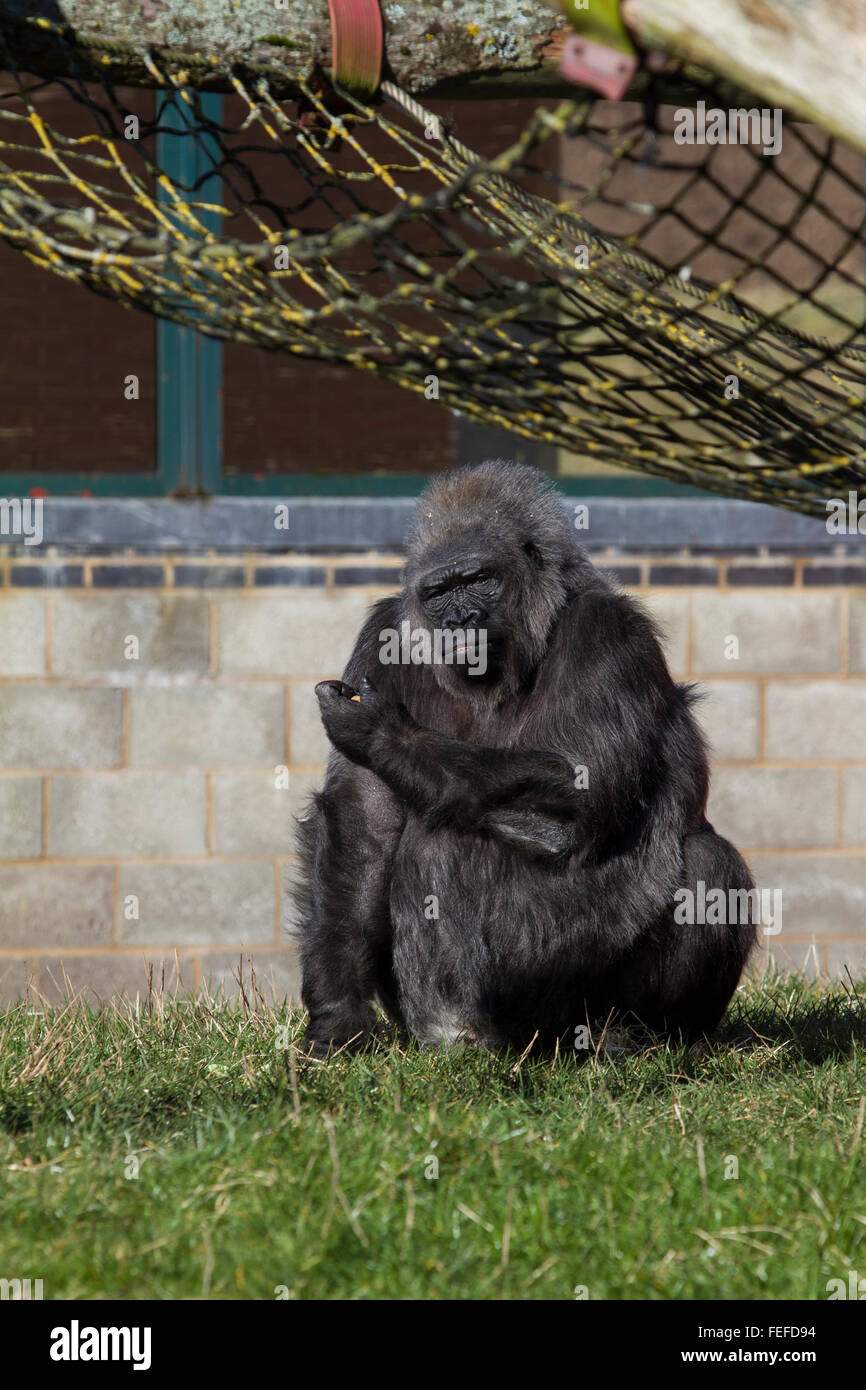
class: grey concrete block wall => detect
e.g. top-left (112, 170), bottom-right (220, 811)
top-left (0, 865), bottom-right (115, 948)
top-left (690, 593), bottom-right (841, 673)
top-left (764, 681), bottom-right (866, 759)
top-left (51, 594), bottom-right (210, 680)
top-left (696, 681), bottom-right (761, 761)
top-left (842, 769), bottom-right (866, 846)
top-left (50, 772), bottom-right (207, 857)
top-left (213, 773), bottom-right (299, 855)
top-left (638, 592), bottom-right (690, 676)
top-left (750, 854), bottom-right (866, 938)
top-left (0, 594), bottom-right (45, 676)
top-left (119, 862), bottom-right (275, 946)
top-left (128, 686), bottom-right (285, 765)
top-left (848, 594), bottom-right (866, 673)
top-left (0, 688), bottom-right (122, 767)
top-left (0, 777), bottom-right (42, 858)
top-left (0, 557), bottom-right (864, 999)
top-left (217, 593), bottom-right (368, 676)
top-left (708, 767), bottom-right (838, 849)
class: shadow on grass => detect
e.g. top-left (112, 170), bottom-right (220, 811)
top-left (717, 972), bottom-right (866, 1065)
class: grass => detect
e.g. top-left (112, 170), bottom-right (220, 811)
top-left (0, 970), bottom-right (864, 1301)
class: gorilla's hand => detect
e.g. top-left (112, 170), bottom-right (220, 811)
top-left (315, 676), bottom-right (414, 768)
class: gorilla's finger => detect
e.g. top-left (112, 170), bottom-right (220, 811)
top-left (315, 679), bottom-right (358, 703)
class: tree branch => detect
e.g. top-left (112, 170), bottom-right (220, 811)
top-left (2, 1), bottom-right (864, 148)
top-left (0, 0), bottom-right (570, 98)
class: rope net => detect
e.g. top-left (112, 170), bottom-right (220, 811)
top-left (1, 15), bottom-right (865, 515)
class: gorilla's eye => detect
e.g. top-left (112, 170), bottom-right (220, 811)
top-left (419, 581), bottom-right (451, 603)
top-left (419, 567), bottom-right (500, 604)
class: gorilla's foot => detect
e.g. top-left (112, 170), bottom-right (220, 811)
top-left (303, 1003), bottom-right (373, 1059)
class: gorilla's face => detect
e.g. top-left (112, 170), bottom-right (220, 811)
top-left (415, 548), bottom-right (505, 688)
top-left (404, 490), bottom-right (572, 700)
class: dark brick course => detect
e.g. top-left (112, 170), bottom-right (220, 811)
top-left (252, 566), bottom-right (327, 587)
top-left (648, 565), bottom-right (718, 586)
top-left (91, 565), bottom-right (165, 587)
top-left (333, 566), bottom-right (402, 587)
top-left (727, 566), bottom-right (795, 586)
top-left (9, 564), bottom-right (85, 587)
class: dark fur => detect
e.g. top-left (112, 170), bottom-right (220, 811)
top-left (294, 462), bottom-right (755, 1056)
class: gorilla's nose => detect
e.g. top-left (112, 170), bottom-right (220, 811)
top-left (444, 610), bottom-right (482, 630)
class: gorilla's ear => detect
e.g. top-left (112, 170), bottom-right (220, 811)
top-left (523, 540), bottom-right (545, 570)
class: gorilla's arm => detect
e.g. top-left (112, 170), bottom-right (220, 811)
top-left (296, 599), bottom-right (409, 1055)
top-left (317, 685), bottom-right (600, 860)
top-left (317, 592), bottom-right (683, 862)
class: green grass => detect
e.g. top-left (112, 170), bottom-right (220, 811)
top-left (1, 973), bottom-right (864, 1300)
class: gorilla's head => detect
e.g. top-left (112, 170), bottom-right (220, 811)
top-left (402, 461), bottom-right (585, 699)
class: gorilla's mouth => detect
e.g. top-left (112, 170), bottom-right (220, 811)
top-left (435, 630), bottom-right (491, 661)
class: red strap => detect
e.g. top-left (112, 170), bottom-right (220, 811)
top-left (559, 34), bottom-right (638, 103)
top-left (327, 0), bottom-right (383, 94)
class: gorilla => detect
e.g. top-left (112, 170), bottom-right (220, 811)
top-left (295, 461), bottom-right (755, 1057)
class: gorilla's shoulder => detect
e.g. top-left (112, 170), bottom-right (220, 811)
top-left (343, 593), bottom-right (407, 689)
top-left (554, 580), bottom-right (669, 671)
top-left (343, 594), bottom-right (401, 657)
top-left (358, 592), bottom-right (402, 641)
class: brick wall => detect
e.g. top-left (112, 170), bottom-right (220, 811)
top-left (0, 551), bottom-right (864, 1003)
